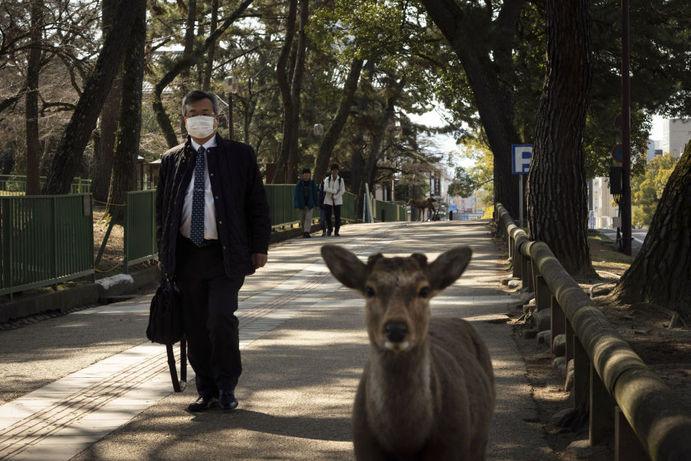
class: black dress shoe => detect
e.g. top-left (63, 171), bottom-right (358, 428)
top-left (187, 395), bottom-right (217, 412)
top-left (219, 390), bottom-right (238, 410)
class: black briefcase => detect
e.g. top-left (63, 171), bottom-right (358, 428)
top-left (146, 277), bottom-right (187, 392)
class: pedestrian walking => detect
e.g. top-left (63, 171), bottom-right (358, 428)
top-left (155, 90), bottom-right (271, 412)
top-left (318, 179), bottom-right (327, 237)
top-left (293, 168), bottom-right (319, 238)
top-left (323, 163), bottom-right (345, 237)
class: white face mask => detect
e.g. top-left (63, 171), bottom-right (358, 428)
top-left (185, 115), bottom-right (216, 139)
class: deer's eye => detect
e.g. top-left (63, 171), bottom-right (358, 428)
top-left (365, 286), bottom-right (376, 298)
top-left (418, 286), bottom-right (430, 298)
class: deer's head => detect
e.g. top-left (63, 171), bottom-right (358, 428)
top-left (321, 245), bottom-right (472, 353)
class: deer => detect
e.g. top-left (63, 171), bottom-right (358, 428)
top-left (321, 245), bottom-right (495, 461)
top-left (407, 197), bottom-right (436, 221)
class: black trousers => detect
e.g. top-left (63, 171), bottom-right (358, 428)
top-left (323, 204), bottom-right (341, 233)
top-left (176, 236), bottom-right (245, 398)
top-left (319, 206), bottom-right (327, 231)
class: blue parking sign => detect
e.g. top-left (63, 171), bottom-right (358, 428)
top-left (512, 144), bottom-right (533, 174)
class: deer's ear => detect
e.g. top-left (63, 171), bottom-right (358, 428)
top-left (367, 253), bottom-right (384, 266)
top-left (321, 245), bottom-right (367, 290)
top-left (428, 246), bottom-right (472, 291)
top-left (411, 253), bottom-right (428, 267)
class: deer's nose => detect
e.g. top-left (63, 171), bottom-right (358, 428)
top-left (384, 322), bottom-right (408, 342)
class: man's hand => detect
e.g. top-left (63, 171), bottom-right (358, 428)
top-left (252, 253), bottom-right (268, 268)
top-left (157, 261), bottom-right (163, 272)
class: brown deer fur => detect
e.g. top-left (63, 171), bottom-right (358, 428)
top-left (321, 245), bottom-right (495, 460)
top-left (407, 197), bottom-right (436, 221)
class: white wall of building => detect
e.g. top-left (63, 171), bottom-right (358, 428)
top-left (590, 177), bottom-right (619, 229)
top-left (661, 118), bottom-right (691, 157)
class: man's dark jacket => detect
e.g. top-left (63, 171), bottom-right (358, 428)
top-left (156, 135), bottom-right (271, 279)
top-left (293, 179), bottom-right (319, 209)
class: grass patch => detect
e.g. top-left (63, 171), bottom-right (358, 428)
top-left (588, 230), bottom-right (633, 277)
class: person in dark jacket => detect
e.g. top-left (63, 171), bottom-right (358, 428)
top-left (156, 90), bottom-right (271, 412)
top-left (293, 168), bottom-right (319, 238)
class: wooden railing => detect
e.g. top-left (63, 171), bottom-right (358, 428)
top-left (495, 203), bottom-right (691, 461)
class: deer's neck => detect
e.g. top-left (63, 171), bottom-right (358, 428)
top-left (366, 341), bottom-right (439, 450)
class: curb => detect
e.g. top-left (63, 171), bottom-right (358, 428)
top-left (0, 266), bottom-right (160, 324)
top-left (270, 222), bottom-right (324, 242)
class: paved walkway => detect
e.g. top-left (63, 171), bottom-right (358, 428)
top-left (0, 221), bottom-right (554, 460)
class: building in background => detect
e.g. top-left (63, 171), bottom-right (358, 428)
top-left (660, 118), bottom-right (691, 157)
top-left (373, 181), bottom-right (395, 202)
top-left (449, 192), bottom-right (484, 221)
top-left (589, 177), bottom-right (619, 229)
top-left (647, 139), bottom-right (663, 162)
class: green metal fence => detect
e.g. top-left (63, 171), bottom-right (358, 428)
top-left (124, 190), bottom-right (157, 272)
top-left (0, 194), bottom-right (94, 298)
top-left (121, 187), bottom-right (360, 272)
top-left (341, 192), bottom-right (358, 222)
top-left (265, 185), bottom-right (303, 229)
top-left (0, 175), bottom-right (92, 196)
top-left (263, 186), bottom-right (404, 224)
top-left (264, 185), bottom-right (361, 228)
top-left (374, 200), bottom-right (407, 222)
top-left (0, 184), bottom-right (403, 297)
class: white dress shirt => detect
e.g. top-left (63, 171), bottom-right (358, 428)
top-left (179, 138), bottom-right (219, 240)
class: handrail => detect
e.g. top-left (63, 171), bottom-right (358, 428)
top-left (495, 203), bottom-right (691, 461)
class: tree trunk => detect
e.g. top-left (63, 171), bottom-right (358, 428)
top-left (241, 94), bottom-right (257, 145)
top-left (43, 0), bottom-right (139, 194)
top-left (106, 0), bottom-right (146, 224)
top-left (611, 147), bottom-right (691, 319)
top-left (25, 0), bottom-right (42, 196)
top-left (183, 0), bottom-right (196, 55)
top-left (92, 0), bottom-right (122, 203)
top-left (350, 133), bottom-right (365, 216)
top-left (361, 78), bottom-right (404, 201)
top-left (419, 0), bottom-right (525, 217)
top-left (93, 75), bottom-right (122, 202)
top-left (202, 0), bottom-right (219, 91)
top-left (526, 0), bottom-right (593, 276)
top-left (152, 0), bottom-right (254, 148)
top-left (313, 57), bottom-right (363, 181)
top-left (287, 0), bottom-right (309, 181)
top-left (180, 0), bottom-right (197, 133)
top-left (273, 0), bottom-right (308, 184)
top-left (272, 0), bottom-right (297, 184)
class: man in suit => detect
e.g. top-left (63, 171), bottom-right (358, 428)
top-left (156, 90), bottom-right (271, 412)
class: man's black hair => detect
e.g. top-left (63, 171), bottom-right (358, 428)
top-left (182, 90), bottom-right (219, 117)
top-left (302, 168), bottom-right (311, 174)
top-left (330, 163), bottom-right (339, 170)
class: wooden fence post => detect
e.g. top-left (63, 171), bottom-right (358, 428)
top-left (590, 363), bottom-right (615, 446)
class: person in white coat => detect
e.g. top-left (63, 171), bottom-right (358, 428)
top-left (323, 163), bottom-right (345, 236)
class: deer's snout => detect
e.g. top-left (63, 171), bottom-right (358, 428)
top-left (384, 321), bottom-right (408, 343)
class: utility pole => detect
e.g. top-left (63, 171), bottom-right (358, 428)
top-left (621, 0), bottom-right (632, 255)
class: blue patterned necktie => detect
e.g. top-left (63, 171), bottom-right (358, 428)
top-left (190, 146), bottom-right (206, 246)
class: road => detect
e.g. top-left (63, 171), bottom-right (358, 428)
top-left (595, 227), bottom-right (648, 257)
top-left (0, 221), bottom-right (555, 461)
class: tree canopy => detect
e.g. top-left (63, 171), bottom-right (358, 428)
top-left (632, 153), bottom-right (679, 228)
top-left (1, 0), bottom-right (689, 204)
